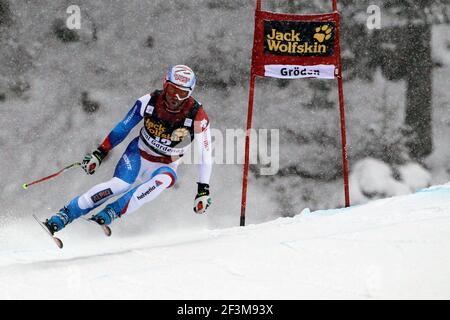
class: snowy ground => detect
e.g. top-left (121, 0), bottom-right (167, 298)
top-left (1, 183), bottom-right (449, 300)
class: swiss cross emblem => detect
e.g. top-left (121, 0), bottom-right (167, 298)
top-left (200, 119), bottom-right (208, 129)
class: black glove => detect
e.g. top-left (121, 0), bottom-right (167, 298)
top-left (81, 147), bottom-right (108, 175)
top-left (193, 183), bottom-right (212, 214)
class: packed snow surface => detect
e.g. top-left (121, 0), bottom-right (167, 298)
top-left (1, 183), bottom-right (450, 300)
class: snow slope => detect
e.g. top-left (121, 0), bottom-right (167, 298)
top-left (1, 183), bottom-right (450, 300)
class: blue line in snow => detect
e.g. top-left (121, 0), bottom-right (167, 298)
top-left (416, 187), bottom-right (450, 194)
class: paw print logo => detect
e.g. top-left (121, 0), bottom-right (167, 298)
top-left (314, 25), bottom-right (333, 43)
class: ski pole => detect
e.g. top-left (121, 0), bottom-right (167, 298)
top-left (22, 162), bottom-right (82, 190)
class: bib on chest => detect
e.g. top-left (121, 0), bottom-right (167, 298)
top-left (140, 91), bottom-right (201, 157)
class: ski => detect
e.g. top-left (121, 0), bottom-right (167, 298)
top-left (82, 217), bottom-right (112, 237)
top-left (32, 214), bottom-right (64, 249)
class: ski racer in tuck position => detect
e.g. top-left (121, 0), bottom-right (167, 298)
top-left (44, 65), bottom-right (212, 234)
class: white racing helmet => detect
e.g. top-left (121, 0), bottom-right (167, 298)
top-left (164, 65), bottom-right (197, 100)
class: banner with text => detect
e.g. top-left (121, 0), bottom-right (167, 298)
top-left (264, 64), bottom-right (336, 79)
top-left (251, 10), bottom-right (341, 79)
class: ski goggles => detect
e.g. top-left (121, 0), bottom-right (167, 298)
top-left (165, 82), bottom-right (192, 101)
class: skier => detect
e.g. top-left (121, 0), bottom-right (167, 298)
top-left (44, 65), bottom-right (212, 234)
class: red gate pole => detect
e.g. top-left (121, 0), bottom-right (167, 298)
top-left (334, 0), bottom-right (351, 207)
top-left (338, 70), bottom-right (350, 207)
top-left (240, 0), bottom-right (262, 227)
top-left (240, 74), bottom-right (257, 227)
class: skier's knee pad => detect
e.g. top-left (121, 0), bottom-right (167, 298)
top-left (110, 177), bottom-right (132, 193)
top-left (151, 166), bottom-right (177, 188)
